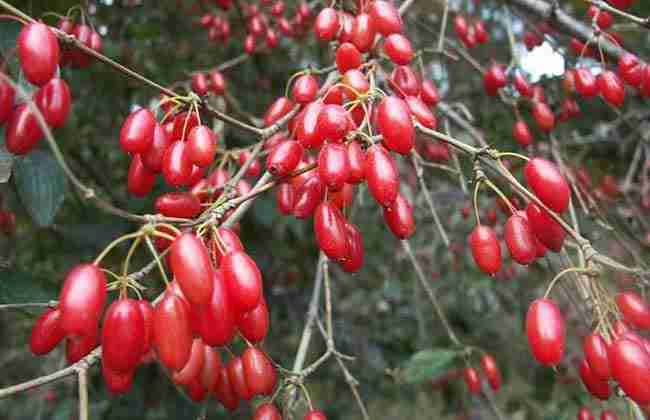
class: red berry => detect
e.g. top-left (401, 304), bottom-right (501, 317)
top-left (59, 263), bottom-right (107, 337)
top-left (304, 410), bottom-right (328, 420)
top-left (583, 332), bottom-right (610, 380)
top-left (127, 154), bottom-right (156, 197)
top-left (212, 227), bottom-right (245, 266)
top-left (210, 70), bottom-right (226, 95)
top-left (383, 192), bottom-right (415, 239)
top-left (275, 182), bottom-right (295, 215)
top-left (214, 367), bottom-right (240, 411)
top-left (317, 104), bottom-right (349, 143)
top-left (102, 298), bottom-right (145, 373)
top-left (155, 192), bottom-right (202, 218)
top-left (142, 124), bottom-right (171, 173)
top-left (575, 68), bottom-right (598, 97)
top-left (420, 80), bottom-right (440, 106)
top-left (293, 173), bottom-right (325, 219)
top-left (30, 308), bottom-right (65, 355)
top-left (201, 346), bottom-right (222, 392)
top-left (616, 292), bottom-right (650, 330)
top-left (454, 15), bottom-right (469, 39)
top-left (390, 65), bottom-right (420, 98)
top-left (578, 407), bottom-right (595, 420)
top-left (525, 203), bottom-right (566, 252)
top-left (609, 338), bottom-right (650, 403)
top-left (600, 411), bottom-right (618, 420)
top-left (120, 109), bottom-right (156, 154)
top-left (351, 13), bottom-right (376, 53)
top-left (469, 225), bottom-right (501, 275)
top-left (504, 213), bottom-right (537, 265)
top-left (314, 8), bottom-right (340, 41)
top-left (227, 356), bottom-right (253, 400)
top-left (169, 232), bottom-right (214, 305)
top-left (524, 158), bottom-right (570, 213)
top-left (405, 96), bottom-right (436, 130)
top-left (70, 24), bottom-right (93, 68)
top-left (526, 298), bottom-right (565, 366)
top-left (384, 33), bottom-right (414, 65)
top-left (138, 300), bottom-right (154, 357)
top-left (346, 141), bottom-right (366, 184)
top-left (222, 251), bottom-right (263, 313)
top-left (102, 364), bottom-right (134, 394)
top-left (532, 102), bottom-right (555, 132)
top-left (6, 104), bottom-right (43, 155)
top-left (341, 222), bottom-right (364, 273)
top-left (253, 403), bottom-right (282, 420)
top-left (242, 347), bottom-right (277, 396)
top-left (513, 73), bottom-right (533, 97)
top-left (368, 0), bottom-right (402, 35)
top-left (618, 53), bottom-right (643, 87)
top-left (171, 111), bottom-right (200, 141)
top-left (512, 120), bottom-right (533, 147)
top-left (197, 270), bottom-right (237, 346)
top-left (191, 73), bottom-right (209, 96)
top-left (480, 354), bottom-right (501, 391)
top-left (292, 74), bottom-right (319, 104)
top-left (314, 202), bottom-right (349, 261)
top-left (66, 332), bottom-right (97, 363)
top-left (474, 21), bottom-right (489, 43)
top-left (186, 125), bottom-right (217, 167)
top-left (17, 23), bottom-right (60, 86)
top-left (377, 96), bottom-right (415, 155)
top-left (34, 78), bottom-right (71, 128)
top-left (597, 70), bottom-right (625, 107)
top-left (364, 144), bottom-right (399, 207)
top-left (238, 298), bottom-right (270, 343)
top-left (463, 367), bottom-right (481, 394)
top-left (163, 140), bottom-right (193, 187)
top-left (578, 358), bottom-right (611, 400)
top-left (267, 140), bottom-right (304, 176)
top-left (336, 43), bottom-right (362, 73)
top-left (172, 338), bottom-right (205, 385)
top-left (295, 102), bottom-right (325, 149)
top-left (153, 290), bottom-right (193, 371)
top-left (483, 64), bottom-right (507, 96)
top-left (318, 143), bottom-right (350, 191)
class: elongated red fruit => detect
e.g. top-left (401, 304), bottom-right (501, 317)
top-left (17, 23), bottom-right (60, 86)
top-left (304, 410), bottom-right (328, 420)
top-left (463, 367), bottom-right (481, 394)
top-left (365, 144), bottom-right (399, 207)
top-left (296, 102), bottom-right (325, 149)
top-left (504, 213), bottom-right (536, 265)
top-left (314, 202), bottom-right (349, 261)
top-left (383, 192), bottom-right (415, 239)
top-left (578, 358), bottom-right (610, 400)
top-left (222, 251), bottom-right (263, 313)
top-left (102, 298), bottom-right (145, 372)
top-left (102, 363), bottom-right (134, 394)
top-left (153, 291), bottom-right (193, 371)
top-left (524, 158), bottom-right (570, 213)
top-left (34, 78), bottom-right (71, 128)
top-left (267, 140), bottom-right (303, 177)
top-left (201, 346), bottom-right (222, 392)
top-left (155, 192), bottom-right (201, 218)
top-left (609, 338), bottom-right (650, 403)
top-left (341, 222), bottom-right (364, 273)
top-left (238, 298), bottom-right (270, 343)
top-left (583, 332), bottom-right (610, 380)
top-left (525, 203), bottom-right (566, 252)
top-left (169, 233), bottom-right (214, 305)
top-left (30, 308), bottom-right (65, 355)
top-left (276, 182), bottom-right (294, 215)
top-left (187, 125), bottom-right (217, 167)
top-left (127, 154), bottom-right (156, 197)
top-left (253, 403), bottom-right (282, 420)
top-left (138, 300), bottom-right (154, 356)
top-left (5, 104), bottom-right (43, 155)
top-left (59, 263), bottom-right (107, 337)
top-left (227, 356), bottom-right (253, 400)
top-left (66, 332), bottom-right (97, 363)
top-left (215, 367), bottom-right (240, 411)
top-left (368, 0), bottom-right (402, 35)
top-left (242, 347), bottom-right (277, 396)
top-left (173, 338), bottom-right (205, 385)
top-left (197, 270), bottom-right (237, 346)
top-left (212, 227), bottom-right (245, 265)
top-left (469, 225), bottom-right (501, 275)
top-left (480, 354), bottom-right (501, 391)
top-left (120, 109), bottom-right (156, 154)
top-left (162, 140), bottom-right (192, 187)
top-left (616, 292), bottom-right (650, 330)
top-left (526, 298), bottom-right (565, 366)
top-left (378, 96), bottom-right (414, 155)
top-left (293, 174), bottom-right (324, 219)
top-left (318, 143), bottom-right (349, 191)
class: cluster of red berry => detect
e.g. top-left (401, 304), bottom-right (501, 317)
top-left (198, 0), bottom-right (313, 53)
top-left (453, 14), bottom-right (489, 50)
top-left (461, 353), bottom-right (502, 396)
top-left (526, 291), bottom-right (650, 407)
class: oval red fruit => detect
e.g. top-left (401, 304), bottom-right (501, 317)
top-left (17, 23), bottom-right (60, 86)
top-left (59, 263), bottom-right (107, 337)
top-left (153, 291), bottom-right (193, 371)
top-left (170, 233), bottom-right (214, 305)
top-left (102, 298), bottom-right (145, 372)
top-left (469, 225), bottom-right (501, 275)
top-left (30, 308), bottom-right (65, 355)
top-left (525, 298), bottom-right (565, 366)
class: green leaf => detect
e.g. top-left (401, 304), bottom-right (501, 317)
top-left (403, 348), bottom-right (457, 384)
top-left (0, 270), bottom-right (55, 304)
top-left (0, 136), bottom-right (12, 183)
top-left (14, 150), bottom-right (66, 227)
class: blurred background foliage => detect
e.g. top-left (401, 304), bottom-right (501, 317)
top-left (0, 0), bottom-right (650, 419)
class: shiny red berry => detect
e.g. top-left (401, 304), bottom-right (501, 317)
top-left (17, 23), bottom-right (60, 86)
top-left (526, 298), bottom-right (565, 366)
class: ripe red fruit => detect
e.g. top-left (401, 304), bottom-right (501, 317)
top-left (390, 65), bottom-right (420, 98)
top-left (523, 31), bottom-right (543, 51)
top-left (405, 96), bottom-right (436, 130)
top-left (341, 222), bottom-right (364, 273)
top-left (162, 140), bottom-right (193, 187)
top-left (275, 182), bottom-right (295, 215)
top-left (525, 203), bottom-right (566, 252)
top-left (0, 76), bottom-right (15, 124)
top-left (420, 80), bottom-right (440, 106)
top-left (242, 347), bottom-right (276, 396)
top-left (296, 102), bottom-right (325, 149)
top-left (264, 97), bottom-right (294, 127)
top-left (171, 111), bottom-right (200, 141)
top-left (244, 34), bottom-right (256, 54)
top-left (153, 291), bottom-right (193, 371)
top-left (583, 332), bottom-right (610, 380)
top-left (253, 403), bottom-right (282, 420)
top-left (155, 192), bottom-right (202, 218)
top-left (102, 364), bottom-right (134, 394)
top-left (102, 299), bottom-right (145, 372)
top-left (197, 270), bottom-right (237, 346)
top-left (483, 64), bottom-right (507, 96)
top-left (267, 140), bottom-right (304, 176)
top-left (120, 109), bottom-right (156, 154)
top-left (575, 68), bottom-right (598, 97)
top-left (469, 225), bottom-right (501, 275)
top-left (66, 332), bottom-right (97, 363)
top-left (346, 141), bottom-right (366, 184)
top-left (384, 34), bottom-right (414, 65)
top-left (618, 53), bottom-right (643, 87)
top-left (138, 300), bottom-right (153, 356)
top-left (463, 367), bottom-right (481, 394)
top-left (597, 71), bottom-right (625, 107)
top-left (524, 158), bottom-right (570, 213)
top-left (59, 263), bottom-right (107, 337)
top-left (383, 192), bottom-right (415, 239)
top-left (504, 213), bottom-right (537, 265)
top-left (365, 144), bottom-right (399, 207)
top-left (238, 298), bottom-right (269, 343)
top-left (336, 43), bottom-right (362, 73)
top-left (70, 24), bottom-right (93, 68)
top-left (314, 8), bottom-right (340, 41)
top-left (292, 74), bottom-right (319, 104)
top-left (304, 410), bottom-right (328, 420)
top-left (293, 174), bottom-right (325, 219)
top-left (222, 251), bottom-right (263, 313)
top-left (127, 154), bottom-right (156, 197)
top-left (609, 338), bottom-right (650, 404)
top-left (513, 73), bottom-right (533, 97)
top-left (215, 367), bottom-right (240, 411)
top-left (314, 202), bottom-right (350, 261)
top-left (142, 124), bottom-right (171, 173)
top-left (187, 125), bottom-right (217, 167)
top-left (616, 292), bottom-right (650, 330)
top-left (512, 120), bottom-right (533, 147)
top-left (227, 356), bottom-right (253, 400)
top-left (170, 233), bottom-right (214, 305)
top-left (578, 408), bottom-right (595, 420)
top-left (30, 308), bottom-right (65, 355)
top-left (317, 104), bottom-right (349, 143)
top-left (532, 102), bottom-right (555, 132)
top-left (368, 0), bottom-right (402, 35)
top-left (17, 23), bottom-right (60, 86)
top-left (342, 69), bottom-right (370, 98)
top-left (201, 346), bottom-right (222, 392)
top-left (211, 227), bottom-right (244, 265)
top-left (34, 78), bottom-right (71, 128)
top-left (191, 73), bottom-right (209, 96)
top-left (474, 21), bottom-right (489, 43)
top-left (173, 338), bottom-right (205, 385)
top-left (351, 13), bottom-right (376, 53)
top-left (377, 96), bottom-right (415, 155)
top-left (600, 410), bottom-right (618, 420)
top-left (578, 358), bottom-right (610, 400)
top-left (318, 143), bottom-right (350, 191)
top-left (454, 15), bottom-right (468, 39)
top-left (210, 70), bottom-right (226, 95)
top-left (525, 299), bottom-right (565, 366)
top-left (6, 104), bottom-right (43, 155)
top-left (480, 354), bottom-right (501, 391)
